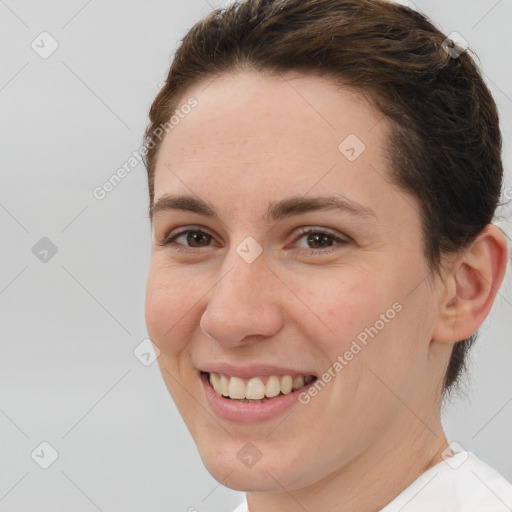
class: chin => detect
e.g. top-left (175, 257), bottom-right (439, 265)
top-left (196, 443), bottom-right (306, 492)
top-left (204, 458), bottom-right (288, 492)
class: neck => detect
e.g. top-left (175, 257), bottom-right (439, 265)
top-left (245, 407), bottom-right (449, 512)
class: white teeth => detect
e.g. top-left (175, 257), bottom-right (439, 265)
top-left (220, 374), bottom-right (230, 396)
top-left (228, 376), bottom-right (246, 399)
top-left (207, 372), bottom-right (314, 400)
top-left (292, 375), bottom-right (305, 390)
top-left (280, 375), bottom-right (293, 395)
top-left (246, 377), bottom-right (265, 399)
top-left (265, 376), bottom-right (281, 398)
top-left (210, 373), bottom-right (222, 395)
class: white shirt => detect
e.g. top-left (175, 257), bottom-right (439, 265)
top-left (231, 451), bottom-right (512, 512)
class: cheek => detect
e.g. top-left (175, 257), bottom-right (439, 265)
top-left (295, 268), bottom-right (391, 354)
top-left (144, 264), bottom-right (201, 353)
top-left (145, 266), bottom-right (203, 411)
top-left (295, 268), bottom-right (412, 412)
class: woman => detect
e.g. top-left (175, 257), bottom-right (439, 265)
top-left (142, 0), bottom-right (512, 510)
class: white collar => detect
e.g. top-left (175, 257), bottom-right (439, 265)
top-left (232, 451), bottom-right (512, 512)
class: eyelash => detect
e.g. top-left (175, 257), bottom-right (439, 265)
top-left (160, 226), bottom-right (350, 256)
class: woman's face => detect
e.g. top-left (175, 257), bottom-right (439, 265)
top-left (145, 70), bottom-right (448, 492)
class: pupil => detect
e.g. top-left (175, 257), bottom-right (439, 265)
top-left (188, 231), bottom-right (210, 247)
top-left (308, 232), bottom-right (331, 249)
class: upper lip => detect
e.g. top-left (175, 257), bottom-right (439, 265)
top-left (198, 363), bottom-right (317, 379)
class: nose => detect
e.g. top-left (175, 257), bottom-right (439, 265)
top-left (199, 243), bottom-right (284, 347)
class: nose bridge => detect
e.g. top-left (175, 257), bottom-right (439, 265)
top-left (200, 240), bottom-right (283, 345)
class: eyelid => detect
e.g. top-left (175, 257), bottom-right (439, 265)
top-left (291, 225), bottom-right (351, 244)
top-left (160, 224), bottom-right (351, 256)
top-left (158, 224), bottom-right (215, 245)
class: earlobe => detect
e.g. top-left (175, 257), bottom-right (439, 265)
top-left (432, 223), bottom-right (509, 344)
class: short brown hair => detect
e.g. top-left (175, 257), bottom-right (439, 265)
top-left (143, 0), bottom-right (504, 395)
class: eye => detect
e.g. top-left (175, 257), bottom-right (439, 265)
top-left (160, 227), bottom-right (215, 253)
top-left (159, 225), bottom-right (350, 256)
top-left (291, 227), bottom-right (350, 255)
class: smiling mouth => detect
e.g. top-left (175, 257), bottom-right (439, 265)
top-left (202, 371), bottom-right (317, 403)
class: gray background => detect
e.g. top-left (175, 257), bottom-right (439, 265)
top-left (1, 0), bottom-right (511, 511)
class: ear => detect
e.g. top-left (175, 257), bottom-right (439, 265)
top-left (432, 223), bottom-right (510, 343)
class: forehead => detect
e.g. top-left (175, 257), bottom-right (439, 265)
top-left (153, 70), bottom-right (393, 215)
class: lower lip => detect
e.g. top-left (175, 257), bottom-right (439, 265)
top-left (200, 372), bottom-right (315, 424)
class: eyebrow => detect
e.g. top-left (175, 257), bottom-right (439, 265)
top-left (149, 193), bottom-right (377, 223)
